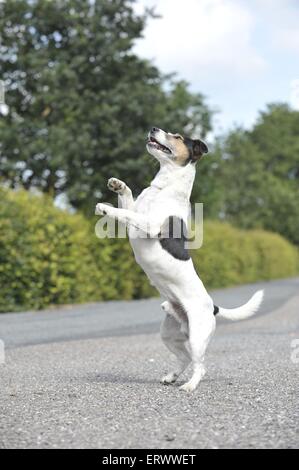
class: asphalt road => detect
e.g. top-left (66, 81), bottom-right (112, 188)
top-left (0, 278), bottom-right (298, 449)
top-left (1, 277), bottom-right (299, 349)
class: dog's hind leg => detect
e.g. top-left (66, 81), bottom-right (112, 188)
top-left (180, 299), bottom-right (216, 392)
top-left (160, 303), bottom-right (191, 384)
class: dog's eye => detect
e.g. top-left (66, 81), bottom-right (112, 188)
top-left (174, 134), bottom-right (183, 140)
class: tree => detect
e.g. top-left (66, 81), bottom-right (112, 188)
top-left (201, 104), bottom-right (299, 245)
top-left (0, 0), bottom-right (212, 213)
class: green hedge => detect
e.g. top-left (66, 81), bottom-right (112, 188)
top-left (192, 221), bottom-right (299, 289)
top-left (0, 189), bottom-right (112, 312)
top-left (0, 189), bottom-right (298, 312)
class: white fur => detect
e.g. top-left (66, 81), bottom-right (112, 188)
top-left (217, 289), bottom-right (264, 321)
top-left (95, 128), bottom-right (264, 392)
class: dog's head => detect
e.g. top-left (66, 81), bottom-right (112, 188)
top-left (146, 127), bottom-right (208, 166)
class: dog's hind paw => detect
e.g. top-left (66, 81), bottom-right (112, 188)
top-left (179, 366), bottom-right (206, 392)
top-left (179, 381), bottom-right (197, 392)
top-left (161, 372), bottom-right (178, 384)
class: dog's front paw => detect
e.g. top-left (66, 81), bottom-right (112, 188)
top-left (95, 203), bottom-right (109, 216)
top-left (107, 178), bottom-right (126, 195)
top-left (161, 372), bottom-right (178, 385)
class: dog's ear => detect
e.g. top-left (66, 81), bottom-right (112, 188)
top-left (191, 139), bottom-right (208, 162)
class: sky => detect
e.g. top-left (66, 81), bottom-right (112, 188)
top-left (133, 0), bottom-right (299, 135)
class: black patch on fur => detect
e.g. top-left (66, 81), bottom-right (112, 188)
top-left (213, 305), bottom-right (219, 316)
top-left (159, 216), bottom-right (190, 261)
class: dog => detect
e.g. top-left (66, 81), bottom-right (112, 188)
top-left (95, 127), bottom-right (264, 392)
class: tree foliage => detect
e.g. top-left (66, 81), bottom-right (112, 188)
top-left (194, 104), bottom-right (299, 245)
top-left (1, 1), bottom-right (298, 247)
top-left (0, 0), bottom-right (212, 212)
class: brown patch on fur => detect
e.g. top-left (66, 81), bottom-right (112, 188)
top-left (162, 134), bottom-right (190, 166)
top-left (173, 139), bottom-right (190, 166)
top-left (157, 131), bottom-right (208, 166)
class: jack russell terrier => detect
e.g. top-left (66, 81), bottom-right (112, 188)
top-left (95, 127), bottom-right (264, 392)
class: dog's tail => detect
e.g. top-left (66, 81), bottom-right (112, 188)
top-left (214, 290), bottom-right (264, 321)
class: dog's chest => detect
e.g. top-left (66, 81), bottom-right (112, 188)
top-left (129, 186), bottom-right (169, 261)
top-left (134, 186), bottom-right (161, 215)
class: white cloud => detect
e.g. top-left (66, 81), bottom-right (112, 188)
top-left (134, 0), bottom-right (299, 132)
top-left (134, 0), bottom-right (267, 81)
top-left (275, 28), bottom-right (299, 52)
top-left (256, 0), bottom-right (299, 52)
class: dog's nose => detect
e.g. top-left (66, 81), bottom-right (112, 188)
top-left (151, 127), bottom-right (159, 134)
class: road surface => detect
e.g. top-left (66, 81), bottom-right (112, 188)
top-left (0, 278), bottom-right (298, 449)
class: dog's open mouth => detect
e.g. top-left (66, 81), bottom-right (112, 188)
top-left (147, 136), bottom-right (172, 154)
